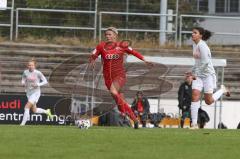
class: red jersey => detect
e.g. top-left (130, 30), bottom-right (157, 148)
top-left (90, 42), bottom-right (144, 89)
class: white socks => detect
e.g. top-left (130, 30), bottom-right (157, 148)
top-left (212, 89), bottom-right (224, 101)
top-left (190, 86), bottom-right (226, 127)
top-left (36, 108), bottom-right (47, 114)
top-left (20, 108), bottom-right (48, 125)
top-left (20, 108), bottom-right (30, 126)
top-left (191, 101), bottom-right (200, 125)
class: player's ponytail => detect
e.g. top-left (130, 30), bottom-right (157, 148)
top-left (202, 29), bottom-right (212, 41)
top-left (193, 27), bottom-right (212, 41)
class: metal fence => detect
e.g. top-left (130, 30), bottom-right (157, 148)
top-left (179, 14), bottom-right (240, 46)
top-left (0, 7), bottom-right (14, 40)
top-left (99, 11), bottom-right (178, 45)
top-left (1, 6), bottom-right (240, 46)
top-left (15, 8), bottom-right (97, 40)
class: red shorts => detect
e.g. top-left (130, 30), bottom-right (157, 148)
top-left (104, 75), bottom-right (126, 90)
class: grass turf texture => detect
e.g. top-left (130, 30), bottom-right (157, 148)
top-left (0, 125), bottom-right (239, 159)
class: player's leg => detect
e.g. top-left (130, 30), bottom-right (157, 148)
top-left (190, 77), bottom-right (202, 129)
top-left (110, 83), bottom-right (136, 120)
top-left (20, 101), bottom-right (33, 126)
top-left (109, 80), bottom-right (138, 128)
top-left (109, 78), bottom-right (127, 114)
top-left (111, 92), bottom-right (126, 115)
top-left (31, 105), bottom-right (52, 117)
top-left (204, 74), bottom-right (230, 105)
top-left (190, 90), bottom-right (201, 129)
top-left (30, 92), bottom-right (53, 119)
top-left (32, 106), bottom-right (53, 120)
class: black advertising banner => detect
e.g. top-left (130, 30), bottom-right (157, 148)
top-left (0, 94), bottom-right (71, 125)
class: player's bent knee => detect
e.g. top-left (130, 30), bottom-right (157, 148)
top-left (25, 102), bottom-right (33, 109)
top-left (192, 90), bottom-right (201, 102)
top-left (110, 92), bottom-right (117, 97)
top-left (192, 95), bottom-right (200, 102)
top-left (205, 99), bottom-right (214, 105)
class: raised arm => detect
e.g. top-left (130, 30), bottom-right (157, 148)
top-left (125, 47), bottom-right (154, 67)
top-left (89, 44), bottom-right (102, 68)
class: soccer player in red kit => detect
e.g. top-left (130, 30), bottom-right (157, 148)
top-left (89, 27), bottom-right (153, 129)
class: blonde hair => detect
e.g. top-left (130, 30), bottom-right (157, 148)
top-left (28, 58), bottom-right (37, 66)
top-left (106, 27), bottom-right (118, 35)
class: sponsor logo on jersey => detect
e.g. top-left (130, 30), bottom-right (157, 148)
top-left (193, 47), bottom-right (200, 59)
top-left (105, 54), bottom-right (120, 60)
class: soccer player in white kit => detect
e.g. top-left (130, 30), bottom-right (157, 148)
top-left (20, 59), bottom-right (53, 126)
top-left (190, 27), bottom-right (230, 129)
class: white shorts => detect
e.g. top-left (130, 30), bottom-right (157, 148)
top-left (192, 74), bottom-right (216, 93)
top-left (27, 91), bottom-right (41, 105)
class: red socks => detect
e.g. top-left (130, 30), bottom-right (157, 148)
top-left (113, 93), bottom-right (137, 121)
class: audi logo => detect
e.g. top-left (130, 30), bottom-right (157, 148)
top-left (105, 54), bottom-right (120, 60)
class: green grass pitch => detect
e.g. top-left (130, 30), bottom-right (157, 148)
top-left (0, 125), bottom-right (240, 159)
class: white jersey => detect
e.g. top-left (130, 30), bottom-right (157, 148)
top-left (21, 69), bottom-right (48, 95)
top-left (192, 40), bottom-right (215, 78)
